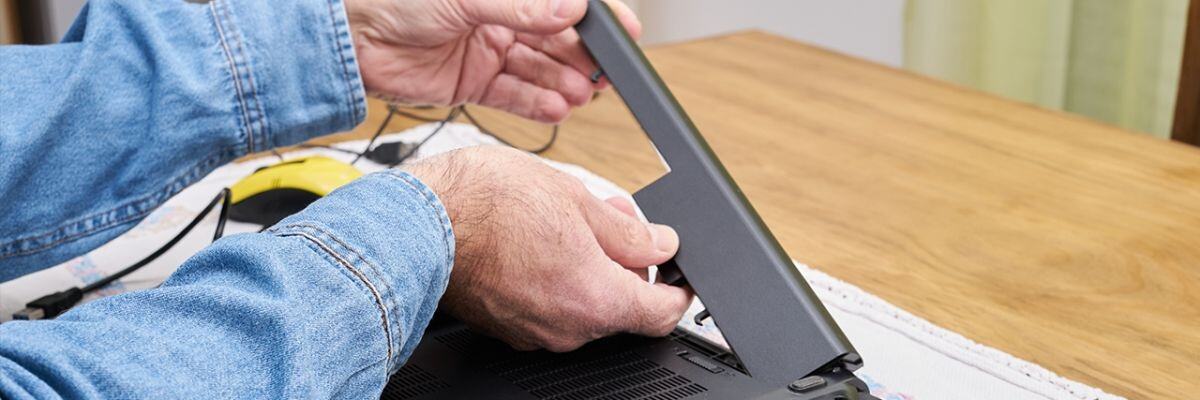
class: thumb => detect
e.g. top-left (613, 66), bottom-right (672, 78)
top-left (453, 0), bottom-right (587, 34)
top-left (582, 195), bottom-right (679, 268)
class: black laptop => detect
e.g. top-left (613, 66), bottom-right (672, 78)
top-left (379, 2), bottom-right (877, 399)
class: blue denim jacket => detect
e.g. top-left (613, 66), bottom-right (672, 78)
top-left (0, 0), bottom-right (455, 398)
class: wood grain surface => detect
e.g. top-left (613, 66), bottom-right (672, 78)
top-left (315, 32), bottom-right (1200, 399)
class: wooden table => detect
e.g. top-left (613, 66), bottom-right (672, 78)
top-left (319, 31), bottom-right (1200, 399)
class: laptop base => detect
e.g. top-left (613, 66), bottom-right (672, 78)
top-left (380, 317), bottom-right (876, 400)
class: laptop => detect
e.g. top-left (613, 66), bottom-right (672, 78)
top-left (379, 2), bottom-right (877, 399)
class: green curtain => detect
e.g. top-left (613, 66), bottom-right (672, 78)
top-left (905, 0), bottom-right (1188, 138)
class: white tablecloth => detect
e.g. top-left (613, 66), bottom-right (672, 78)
top-left (0, 122), bottom-right (1123, 400)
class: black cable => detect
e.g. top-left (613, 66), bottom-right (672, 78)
top-left (296, 143), bottom-right (361, 155)
top-left (525, 124), bottom-right (559, 154)
top-left (347, 104), bottom-right (560, 168)
top-left (351, 105), bottom-right (397, 165)
top-left (457, 106), bottom-right (559, 154)
top-left (80, 189), bottom-right (231, 294)
top-left (386, 108), bottom-right (462, 168)
top-left (457, 106), bottom-right (515, 148)
top-left (13, 189), bottom-right (234, 321)
top-left (12, 100), bottom-right (559, 320)
top-left (390, 107), bottom-right (444, 123)
top-left (214, 188), bottom-right (231, 242)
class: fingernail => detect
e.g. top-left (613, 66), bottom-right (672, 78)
top-left (650, 224), bottom-right (678, 254)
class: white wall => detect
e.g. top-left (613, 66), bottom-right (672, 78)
top-left (48, 0), bottom-right (87, 39)
top-left (628, 0), bottom-right (906, 67)
top-left (19, 0), bottom-right (86, 43)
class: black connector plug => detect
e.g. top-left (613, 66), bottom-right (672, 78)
top-left (13, 287), bottom-right (83, 321)
top-left (363, 141), bottom-right (414, 165)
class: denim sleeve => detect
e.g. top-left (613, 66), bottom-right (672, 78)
top-left (0, 170), bottom-right (455, 399)
top-left (0, 0), bottom-right (366, 281)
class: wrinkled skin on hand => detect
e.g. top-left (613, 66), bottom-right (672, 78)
top-left (405, 147), bottom-right (691, 352)
top-left (345, 0), bottom-right (680, 352)
top-left (346, 0), bottom-right (640, 123)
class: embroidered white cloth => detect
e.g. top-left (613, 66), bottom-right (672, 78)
top-left (0, 122), bottom-right (1123, 400)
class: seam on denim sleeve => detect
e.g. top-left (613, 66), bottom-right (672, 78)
top-left (271, 222), bottom-right (405, 368)
top-left (280, 223), bottom-right (398, 320)
top-left (272, 227), bottom-right (395, 371)
top-left (0, 147), bottom-right (238, 261)
top-left (209, 0), bottom-right (262, 154)
top-left (379, 171), bottom-right (456, 271)
top-left (272, 222), bottom-right (400, 357)
top-left (322, 0), bottom-right (365, 125)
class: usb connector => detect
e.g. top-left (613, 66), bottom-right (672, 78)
top-left (11, 288), bottom-right (83, 321)
top-left (12, 307), bottom-right (46, 321)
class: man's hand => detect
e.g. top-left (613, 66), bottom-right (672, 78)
top-left (345, 0), bottom-right (640, 124)
top-left (405, 146), bottom-right (691, 352)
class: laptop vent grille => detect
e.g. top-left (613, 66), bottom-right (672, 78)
top-left (434, 327), bottom-right (478, 354)
top-left (431, 328), bottom-right (707, 400)
top-left (380, 364), bottom-right (449, 400)
top-left (486, 349), bottom-right (707, 400)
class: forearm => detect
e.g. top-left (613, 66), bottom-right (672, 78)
top-left (0, 0), bottom-right (366, 280)
top-left (0, 171), bottom-right (453, 398)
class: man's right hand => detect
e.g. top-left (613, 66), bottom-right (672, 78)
top-left (404, 146), bottom-right (691, 352)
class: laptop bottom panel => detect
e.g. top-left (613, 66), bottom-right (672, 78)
top-left (381, 316), bottom-right (770, 399)
top-left (380, 317), bottom-right (873, 400)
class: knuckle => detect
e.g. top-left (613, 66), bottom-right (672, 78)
top-left (554, 173), bottom-right (588, 198)
top-left (509, 0), bottom-right (557, 31)
top-left (635, 296), bottom-right (680, 337)
top-left (638, 311), bottom-right (661, 335)
top-left (563, 76), bottom-right (593, 105)
top-left (627, 297), bottom-right (654, 333)
top-left (512, 1), bottom-right (535, 25)
top-left (622, 222), bottom-right (653, 250)
top-left (539, 102), bottom-right (571, 124)
top-left (633, 304), bottom-right (675, 337)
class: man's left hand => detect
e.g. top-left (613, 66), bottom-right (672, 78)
top-left (345, 0), bottom-right (639, 123)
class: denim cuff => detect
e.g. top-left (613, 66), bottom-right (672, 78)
top-left (210, 0), bottom-right (367, 153)
top-left (268, 170), bottom-right (454, 372)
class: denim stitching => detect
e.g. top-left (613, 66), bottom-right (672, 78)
top-left (0, 148), bottom-right (237, 260)
top-left (272, 228), bottom-right (395, 368)
top-left (284, 224), bottom-right (399, 327)
top-left (2, 1), bottom-right (252, 259)
top-left (273, 222), bottom-right (400, 354)
top-left (214, 0), bottom-right (268, 152)
top-left (379, 172), bottom-right (456, 269)
top-left (209, 0), bottom-right (255, 154)
top-left (266, 171), bottom-right (457, 367)
top-left (322, 0), bottom-right (361, 124)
